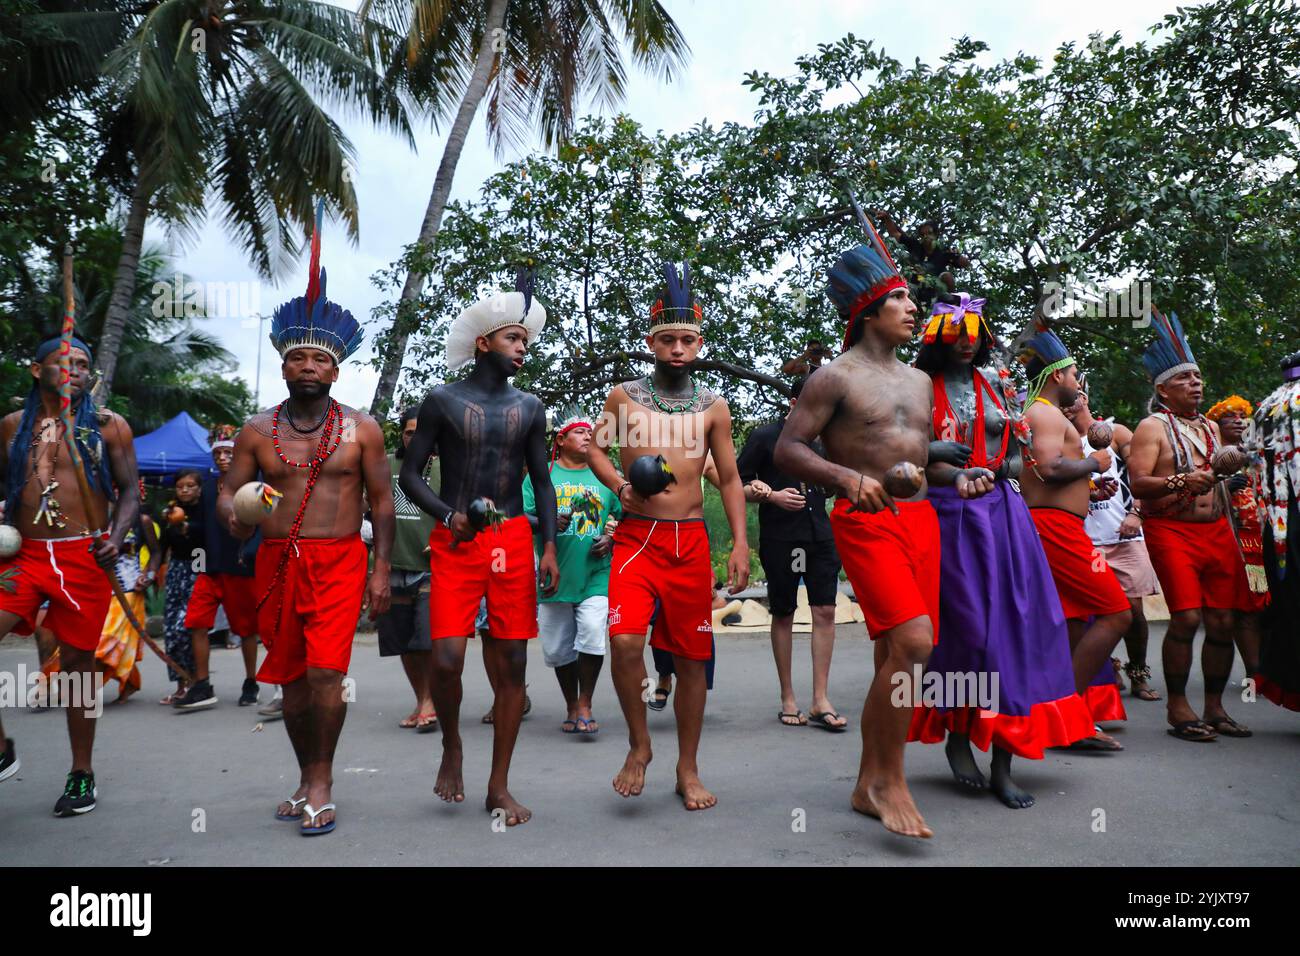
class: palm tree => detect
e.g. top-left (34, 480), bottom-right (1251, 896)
top-left (51, 225), bottom-right (252, 432)
top-left (8, 0), bottom-right (416, 396)
top-left (360, 0), bottom-right (691, 414)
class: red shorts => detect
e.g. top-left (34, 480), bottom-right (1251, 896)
top-left (830, 499), bottom-right (940, 640)
top-left (0, 536), bottom-right (111, 651)
top-left (607, 515), bottom-right (713, 661)
top-left (1029, 508), bottom-right (1130, 620)
top-left (183, 572), bottom-right (260, 636)
top-left (1142, 516), bottom-right (1253, 613)
top-left (427, 515), bottom-right (537, 640)
top-left (255, 535), bottom-right (367, 684)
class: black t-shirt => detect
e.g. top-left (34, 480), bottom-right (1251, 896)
top-left (899, 233), bottom-right (964, 276)
top-left (200, 476), bottom-right (260, 576)
top-left (735, 419), bottom-right (834, 543)
top-left (160, 499), bottom-right (205, 565)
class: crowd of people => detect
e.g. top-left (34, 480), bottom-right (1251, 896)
top-left (1, 207), bottom-right (1296, 840)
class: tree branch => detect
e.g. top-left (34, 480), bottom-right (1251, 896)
top-left (570, 350), bottom-right (793, 396)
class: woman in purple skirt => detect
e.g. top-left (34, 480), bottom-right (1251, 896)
top-left (909, 294), bottom-right (1094, 808)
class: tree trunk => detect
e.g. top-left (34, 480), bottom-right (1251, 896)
top-left (369, 0), bottom-right (509, 415)
top-left (97, 174), bottom-right (151, 398)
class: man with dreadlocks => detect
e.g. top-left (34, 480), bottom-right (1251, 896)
top-left (523, 411), bottom-right (619, 735)
top-left (1128, 311), bottom-right (1254, 742)
top-left (0, 336), bottom-right (142, 815)
top-left (588, 261), bottom-right (750, 813)
top-left (1016, 328), bottom-right (1133, 752)
top-left (400, 268), bottom-right (558, 827)
top-left (775, 203), bottom-right (982, 839)
top-left (220, 205), bottom-right (394, 835)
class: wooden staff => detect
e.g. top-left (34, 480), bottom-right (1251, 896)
top-left (58, 246), bottom-right (193, 683)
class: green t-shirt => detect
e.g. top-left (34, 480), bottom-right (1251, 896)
top-left (523, 463), bottom-right (620, 604)
top-left (389, 453), bottom-right (440, 572)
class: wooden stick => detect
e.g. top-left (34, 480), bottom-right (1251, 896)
top-left (58, 247), bottom-right (194, 684)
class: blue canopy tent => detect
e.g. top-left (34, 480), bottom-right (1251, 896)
top-left (133, 412), bottom-right (217, 481)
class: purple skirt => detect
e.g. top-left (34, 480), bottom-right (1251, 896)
top-left (909, 482), bottom-right (1094, 758)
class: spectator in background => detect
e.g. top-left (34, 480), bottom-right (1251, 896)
top-left (378, 407), bottom-right (439, 732)
top-left (737, 374), bottom-right (845, 730)
top-left (158, 469), bottom-right (204, 705)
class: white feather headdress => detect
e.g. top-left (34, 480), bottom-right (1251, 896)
top-left (446, 269), bottom-right (546, 371)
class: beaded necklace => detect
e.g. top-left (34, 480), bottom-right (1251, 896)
top-left (257, 399), bottom-right (345, 634)
top-left (1152, 408), bottom-right (1216, 516)
top-left (645, 375), bottom-right (700, 414)
top-left (271, 399), bottom-right (343, 468)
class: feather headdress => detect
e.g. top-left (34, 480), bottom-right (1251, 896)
top-left (269, 201), bottom-right (363, 364)
top-left (922, 291), bottom-right (989, 345)
top-left (1142, 307), bottom-right (1199, 385)
top-left (649, 262), bottom-right (702, 334)
top-left (208, 423), bottom-right (238, 451)
top-left (827, 188), bottom-right (909, 350)
top-left (1017, 328), bottom-right (1075, 408)
top-left (446, 265), bottom-right (547, 371)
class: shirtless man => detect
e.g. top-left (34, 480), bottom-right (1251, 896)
top-left (1065, 391), bottom-right (1163, 702)
top-left (1127, 310), bottom-right (1253, 742)
top-left (1016, 330), bottom-right (1132, 750)
top-left (587, 262), bottom-right (750, 812)
top-left (776, 238), bottom-right (986, 839)
top-left (400, 278), bottom-right (558, 826)
top-left (221, 257), bottom-right (394, 836)
top-left (0, 336), bottom-right (141, 815)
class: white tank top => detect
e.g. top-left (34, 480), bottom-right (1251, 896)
top-left (1082, 417), bottom-right (1141, 545)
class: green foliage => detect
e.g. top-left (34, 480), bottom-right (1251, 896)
top-left (374, 0), bottom-right (1300, 430)
top-left (1, 223), bottom-right (253, 432)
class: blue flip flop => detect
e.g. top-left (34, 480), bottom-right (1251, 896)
top-left (300, 802), bottom-right (336, 836)
top-left (576, 716), bottom-right (599, 735)
top-left (275, 796), bottom-right (306, 821)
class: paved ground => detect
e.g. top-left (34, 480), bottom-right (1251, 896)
top-left (1, 622), bottom-right (1296, 866)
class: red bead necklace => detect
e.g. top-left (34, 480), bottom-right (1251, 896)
top-left (271, 399), bottom-right (343, 468)
top-left (257, 399), bottom-right (345, 633)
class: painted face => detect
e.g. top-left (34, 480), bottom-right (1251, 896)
top-left (1157, 368), bottom-right (1203, 414)
top-left (282, 348), bottom-right (339, 396)
top-left (1217, 411), bottom-right (1245, 445)
top-left (33, 347), bottom-right (91, 397)
top-left (646, 329), bottom-right (702, 367)
top-left (175, 475), bottom-right (201, 503)
top-left (212, 447), bottom-right (234, 474)
top-left (1063, 390), bottom-right (1090, 425)
top-left (952, 327), bottom-right (979, 365)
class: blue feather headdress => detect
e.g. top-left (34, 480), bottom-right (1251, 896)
top-left (1142, 308), bottom-right (1199, 386)
top-left (1017, 328), bottom-right (1075, 407)
top-left (269, 201), bottom-right (363, 364)
top-left (649, 262), bottom-right (702, 333)
top-left (827, 188), bottom-right (908, 350)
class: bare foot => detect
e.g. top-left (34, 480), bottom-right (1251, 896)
top-left (301, 781), bottom-right (334, 832)
top-left (276, 783), bottom-right (309, 819)
top-left (851, 781), bottom-right (933, 839)
top-left (612, 747), bottom-right (651, 797)
top-left (435, 747), bottom-right (465, 803)
top-left (675, 771), bottom-right (717, 811)
top-left (486, 790), bottom-right (532, 826)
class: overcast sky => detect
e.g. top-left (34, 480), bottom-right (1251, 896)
top-left (148, 0), bottom-right (1179, 416)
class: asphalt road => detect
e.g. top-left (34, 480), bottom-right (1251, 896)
top-left (1, 622), bottom-right (1296, 866)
